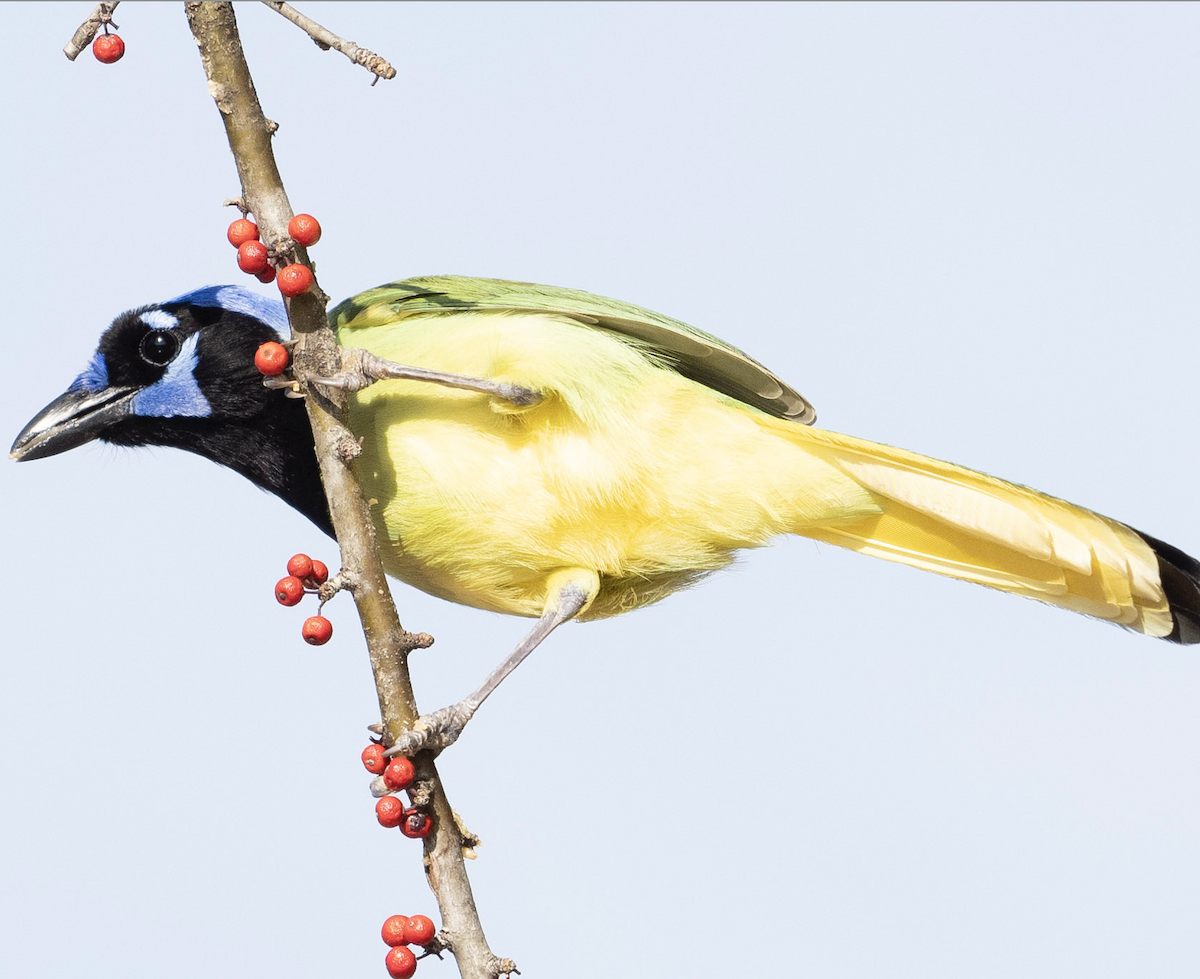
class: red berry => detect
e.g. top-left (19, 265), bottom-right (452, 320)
top-left (256, 266), bottom-right (277, 284)
top-left (381, 915), bottom-right (411, 947)
top-left (376, 795), bottom-right (406, 828)
top-left (237, 240), bottom-right (269, 274)
top-left (403, 915), bottom-right (436, 946)
top-left (227, 218), bottom-right (259, 247)
top-left (288, 213), bottom-right (322, 247)
top-left (287, 553), bottom-right (314, 578)
top-left (277, 264), bottom-right (314, 298)
top-left (302, 615), bottom-right (333, 645)
top-left (385, 946), bottom-right (417, 979)
top-left (275, 575), bottom-right (305, 607)
top-left (305, 559), bottom-right (329, 587)
top-left (254, 341), bottom-right (289, 376)
top-left (383, 756), bottom-right (415, 792)
top-left (361, 743), bottom-right (388, 775)
top-left (92, 33), bottom-right (124, 64)
top-left (399, 808), bottom-right (432, 839)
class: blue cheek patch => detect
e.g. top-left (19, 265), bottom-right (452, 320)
top-left (69, 351), bottom-right (110, 393)
top-left (165, 285), bottom-right (289, 334)
top-left (131, 332), bottom-right (212, 418)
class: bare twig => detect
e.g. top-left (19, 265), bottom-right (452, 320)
top-left (63, 1), bottom-right (120, 60)
top-left (184, 5), bottom-right (505, 978)
top-left (259, 1), bottom-right (397, 80)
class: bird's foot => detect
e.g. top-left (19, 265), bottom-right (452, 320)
top-left (261, 374), bottom-right (306, 399)
top-left (307, 348), bottom-right (378, 392)
top-left (385, 702), bottom-right (478, 758)
top-left (310, 348), bottom-right (542, 405)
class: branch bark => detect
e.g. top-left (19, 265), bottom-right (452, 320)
top-left (183, 5), bottom-right (507, 977)
top-left (260, 1), bottom-right (397, 81)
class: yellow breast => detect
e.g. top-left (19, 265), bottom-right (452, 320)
top-left (342, 309), bottom-right (872, 618)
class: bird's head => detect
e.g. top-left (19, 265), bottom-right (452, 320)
top-left (11, 286), bottom-right (331, 533)
top-left (11, 285), bottom-right (288, 460)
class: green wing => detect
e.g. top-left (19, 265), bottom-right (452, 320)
top-left (329, 276), bottom-right (816, 425)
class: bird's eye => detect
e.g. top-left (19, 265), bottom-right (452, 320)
top-left (140, 330), bottom-right (180, 366)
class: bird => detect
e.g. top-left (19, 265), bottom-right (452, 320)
top-left (12, 276), bottom-right (1200, 752)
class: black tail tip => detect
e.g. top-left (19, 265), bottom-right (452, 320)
top-left (1135, 530), bottom-right (1200, 644)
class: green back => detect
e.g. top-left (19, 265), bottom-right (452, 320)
top-left (329, 276), bottom-right (816, 424)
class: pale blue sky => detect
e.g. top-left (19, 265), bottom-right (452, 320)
top-left (3, 3), bottom-right (1199, 977)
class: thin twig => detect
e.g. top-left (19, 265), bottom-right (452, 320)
top-left (259, 1), bottom-right (397, 80)
top-left (63, 1), bottom-right (120, 60)
top-left (184, 5), bottom-right (504, 978)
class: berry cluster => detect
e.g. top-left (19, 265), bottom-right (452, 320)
top-left (381, 914), bottom-right (437, 978)
top-left (92, 29), bottom-right (124, 64)
top-left (274, 552), bottom-right (333, 645)
top-left (362, 744), bottom-right (432, 839)
top-left (224, 213), bottom-right (321, 297)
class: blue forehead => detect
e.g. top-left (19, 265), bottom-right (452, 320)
top-left (69, 351), bottom-right (109, 394)
top-left (164, 285), bottom-right (289, 333)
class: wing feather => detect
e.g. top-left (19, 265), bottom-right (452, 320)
top-left (329, 276), bottom-right (817, 424)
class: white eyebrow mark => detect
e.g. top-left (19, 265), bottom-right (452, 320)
top-left (139, 309), bottom-right (180, 331)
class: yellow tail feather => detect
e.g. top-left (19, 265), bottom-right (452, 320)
top-left (767, 421), bottom-right (1173, 638)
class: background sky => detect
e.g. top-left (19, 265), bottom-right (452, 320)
top-left (3, 3), bottom-right (1199, 977)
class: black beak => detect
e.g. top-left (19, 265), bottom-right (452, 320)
top-left (10, 385), bottom-right (138, 461)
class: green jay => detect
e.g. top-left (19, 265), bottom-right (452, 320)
top-left (12, 276), bottom-right (1200, 753)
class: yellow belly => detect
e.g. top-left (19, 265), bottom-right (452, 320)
top-left (343, 310), bottom-right (874, 618)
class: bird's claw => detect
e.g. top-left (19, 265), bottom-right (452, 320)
top-left (308, 370), bottom-right (372, 393)
top-left (385, 703), bottom-right (476, 758)
top-left (307, 348), bottom-right (375, 393)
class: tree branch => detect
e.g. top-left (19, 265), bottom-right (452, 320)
top-left (259, 1), bottom-right (397, 81)
top-left (63, 1), bottom-right (120, 60)
top-left (183, 4), bottom-right (506, 977)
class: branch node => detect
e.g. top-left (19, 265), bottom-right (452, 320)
top-left (407, 778), bottom-right (435, 809)
top-left (453, 810), bottom-right (481, 859)
top-left (401, 631), bottom-right (435, 653)
top-left (64, 2), bottom-right (121, 60)
top-left (319, 569), bottom-right (360, 602)
top-left (336, 433), bottom-right (363, 461)
top-left (419, 934), bottom-right (450, 959)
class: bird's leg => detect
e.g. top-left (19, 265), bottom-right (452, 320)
top-left (386, 570), bottom-right (599, 757)
top-left (310, 348), bottom-right (543, 406)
